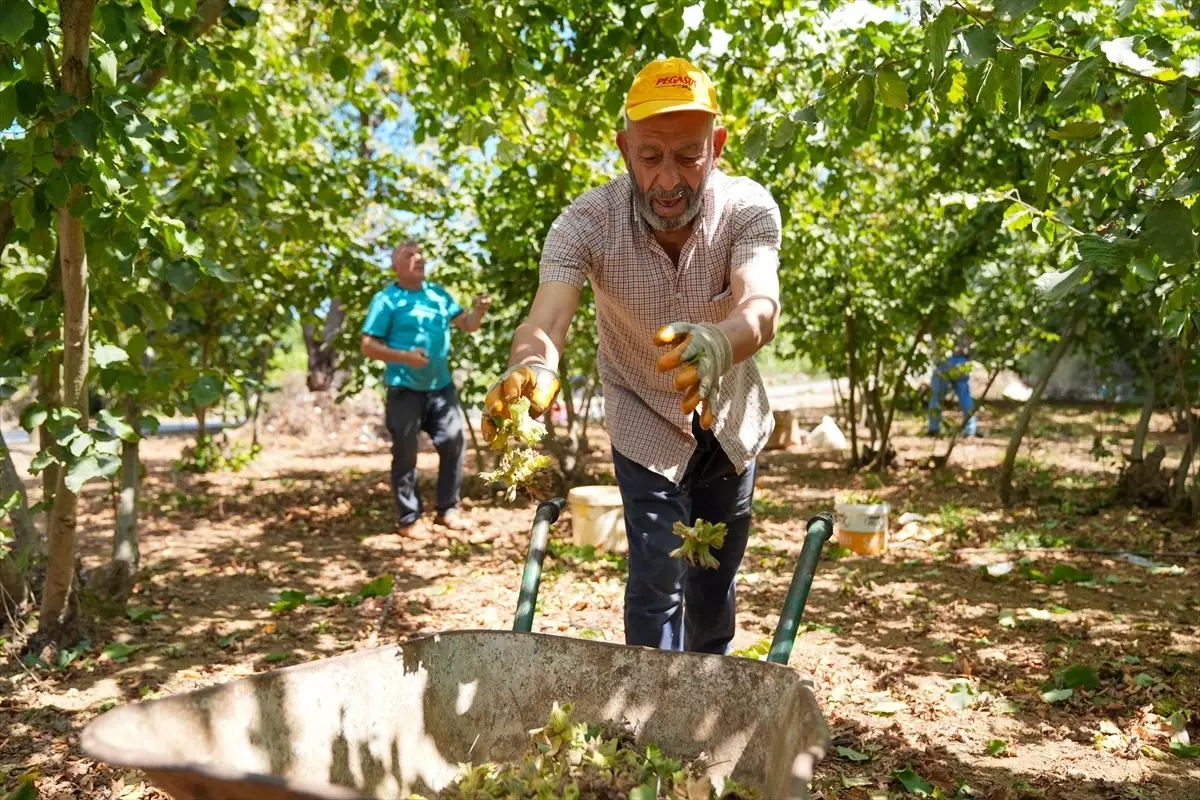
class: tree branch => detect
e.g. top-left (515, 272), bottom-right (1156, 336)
top-left (136, 0), bottom-right (230, 92)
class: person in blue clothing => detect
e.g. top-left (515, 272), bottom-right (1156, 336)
top-left (361, 241), bottom-right (489, 533)
top-left (927, 329), bottom-right (979, 438)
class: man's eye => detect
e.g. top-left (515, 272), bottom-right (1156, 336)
top-left (641, 157), bottom-right (661, 166)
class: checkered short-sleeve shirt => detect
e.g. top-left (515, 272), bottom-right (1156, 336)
top-left (540, 169), bottom-right (780, 484)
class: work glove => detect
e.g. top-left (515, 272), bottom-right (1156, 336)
top-left (481, 364), bottom-right (561, 443)
top-left (653, 322), bottom-right (732, 431)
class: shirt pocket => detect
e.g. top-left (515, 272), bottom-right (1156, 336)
top-left (691, 285), bottom-right (735, 323)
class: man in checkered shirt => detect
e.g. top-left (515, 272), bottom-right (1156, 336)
top-left (483, 57), bottom-right (781, 654)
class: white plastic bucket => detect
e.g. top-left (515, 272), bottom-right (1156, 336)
top-left (834, 502), bottom-right (891, 555)
top-left (567, 485), bottom-right (627, 554)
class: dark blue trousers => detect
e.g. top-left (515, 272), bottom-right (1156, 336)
top-left (384, 385), bottom-right (464, 526)
top-left (612, 420), bottom-right (755, 654)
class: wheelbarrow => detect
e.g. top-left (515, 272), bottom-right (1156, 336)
top-left (81, 502), bottom-right (834, 800)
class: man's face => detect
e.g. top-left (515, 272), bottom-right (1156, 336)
top-left (392, 246), bottom-right (424, 284)
top-left (617, 110), bottom-right (727, 232)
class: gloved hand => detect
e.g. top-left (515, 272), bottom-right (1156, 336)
top-left (654, 322), bottom-right (732, 430)
top-left (481, 364), bottom-right (561, 443)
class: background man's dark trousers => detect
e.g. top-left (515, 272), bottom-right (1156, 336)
top-left (612, 419), bottom-right (755, 654)
top-left (385, 384), bottom-right (465, 526)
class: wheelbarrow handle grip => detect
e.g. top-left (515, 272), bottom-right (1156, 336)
top-left (513, 497), bottom-right (567, 633)
top-left (766, 512), bottom-right (834, 665)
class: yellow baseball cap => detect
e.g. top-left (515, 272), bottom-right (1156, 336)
top-left (625, 57), bottom-right (720, 122)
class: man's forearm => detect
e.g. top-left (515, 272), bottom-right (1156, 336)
top-left (717, 296), bottom-right (780, 365)
top-left (509, 319), bottom-right (565, 371)
top-left (362, 337), bottom-right (412, 365)
top-left (460, 308), bottom-right (486, 332)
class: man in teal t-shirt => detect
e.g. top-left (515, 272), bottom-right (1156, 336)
top-left (361, 241), bottom-right (489, 533)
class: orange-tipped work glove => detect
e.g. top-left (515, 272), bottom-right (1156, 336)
top-left (654, 322), bottom-right (732, 431)
top-left (481, 364), bottom-right (561, 443)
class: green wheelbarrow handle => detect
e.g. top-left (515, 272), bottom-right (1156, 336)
top-left (512, 497), bottom-right (567, 633)
top-left (767, 512), bottom-right (835, 665)
top-left (512, 501), bottom-right (835, 667)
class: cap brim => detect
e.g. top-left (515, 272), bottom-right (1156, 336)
top-left (626, 99), bottom-right (721, 122)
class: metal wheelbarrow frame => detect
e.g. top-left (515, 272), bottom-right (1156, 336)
top-left (81, 502), bottom-right (834, 800)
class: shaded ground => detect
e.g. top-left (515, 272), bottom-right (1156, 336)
top-left (2, 405), bottom-right (1199, 799)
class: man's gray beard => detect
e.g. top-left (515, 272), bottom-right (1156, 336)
top-left (628, 164), bottom-right (709, 232)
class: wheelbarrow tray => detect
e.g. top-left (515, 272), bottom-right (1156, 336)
top-left (82, 629), bottom-right (828, 800)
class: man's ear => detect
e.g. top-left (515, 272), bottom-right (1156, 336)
top-left (712, 126), bottom-right (728, 160)
top-left (616, 130), bottom-right (630, 169)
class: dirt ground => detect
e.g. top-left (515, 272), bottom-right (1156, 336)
top-left (2, 404), bottom-right (1199, 800)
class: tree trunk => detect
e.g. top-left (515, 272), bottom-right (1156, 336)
top-left (91, 406), bottom-right (140, 603)
top-left (1, 426), bottom-right (41, 561)
top-left (876, 315), bottom-right (933, 474)
top-left (998, 316), bottom-right (1079, 506)
top-left (1171, 419), bottom-right (1198, 509)
top-left (845, 312), bottom-right (859, 468)
top-left (303, 298), bottom-right (347, 393)
top-left (39, 0), bottom-right (96, 643)
top-left (576, 363), bottom-right (599, 456)
top-left (1130, 384), bottom-right (1156, 463)
top-left (40, 350), bottom-right (62, 522)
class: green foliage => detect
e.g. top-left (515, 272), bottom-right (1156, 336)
top-left (411, 702), bottom-right (760, 800)
top-left (669, 519), bottom-right (727, 570)
top-left (177, 436), bottom-right (261, 474)
top-left (480, 398), bottom-right (552, 502)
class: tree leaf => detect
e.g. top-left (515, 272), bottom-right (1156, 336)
top-left (263, 651), bottom-right (292, 664)
top-left (1124, 93), bottom-right (1161, 140)
top-left (1144, 200), bottom-right (1198, 264)
top-left (1047, 120), bottom-right (1103, 140)
top-left (68, 109), bottom-right (103, 151)
top-left (65, 453), bottom-right (120, 493)
top-left (20, 403), bottom-right (47, 433)
top-left (960, 27), bottom-right (998, 69)
top-left (877, 69), bottom-right (909, 109)
top-left (947, 680), bottom-right (976, 710)
top-left (139, 0), bottom-right (163, 30)
top-left (1060, 664), bottom-right (1100, 690)
top-left (1034, 263), bottom-right (1087, 301)
top-left (1016, 20), bottom-right (1055, 44)
top-left (201, 262), bottom-right (240, 282)
top-left (1134, 673), bottom-right (1155, 687)
top-left (869, 700), bottom-right (908, 715)
top-left (93, 343), bottom-right (128, 368)
top-left (926, 8), bottom-right (955, 78)
top-left (166, 262), bottom-right (197, 291)
top-left (329, 54), bottom-right (351, 82)
top-left (998, 51), bottom-right (1022, 118)
top-left (836, 746), bottom-right (871, 762)
top-left (853, 75), bottom-right (875, 128)
top-left (102, 642), bottom-right (145, 662)
top-left (772, 116), bottom-right (798, 148)
top-left (1003, 202), bottom-right (1035, 231)
top-left (744, 124), bottom-right (769, 160)
top-left (190, 375), bottom-right (223, 407)
top-left (1078, 234), bottom-right (1136, 269)
top-left (987, 739), bottom-right (1009, 756)
top-left (97, 50), bottom-right (119, 88)
top-left (98, 409), bottom-right (138, 442)
top-left (1041, 687), bottom-right (1074, 703)
top-left (1033, 153), bottom-right (1052, 208)
top-left (360, 573), bottom-right (394, 598)
top-left (0, 0), bottom-right (35, 44)
top-left (842, 776), bottom-right (872, 788)
top-left (1051, 56), bottom-right (1101, 109)
top-left (994, 0), bottom-right (1039, 22)
top-left (1166, 77), bottom-right (1190, 115)
top-left (1168, 174), bottom-right (1200, 198)
top-left (893, 767), bottom-right (934, 796)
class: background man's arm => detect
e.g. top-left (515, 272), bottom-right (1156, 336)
top-left (360, 334), bottom-right (419, 365)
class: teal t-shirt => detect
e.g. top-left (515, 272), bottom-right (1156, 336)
top-left (362, 282), bottom-right (464, 391)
